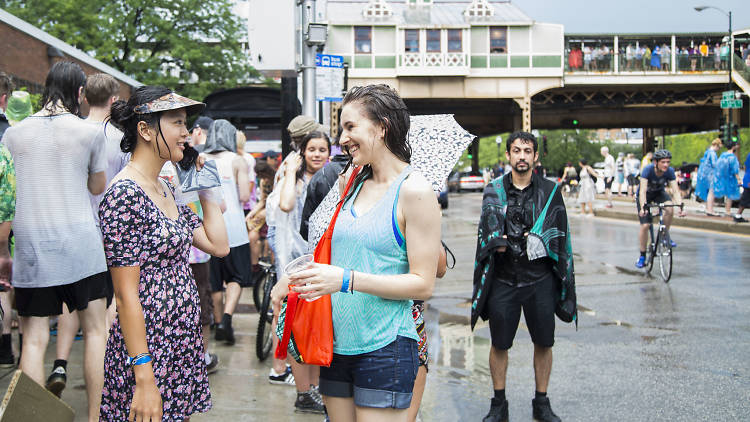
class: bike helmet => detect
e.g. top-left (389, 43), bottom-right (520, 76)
top-left (653, 149), bottom-right (672, 161)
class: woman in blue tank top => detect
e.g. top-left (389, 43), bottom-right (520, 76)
top-left (286, 85), bottom-right (441, 421)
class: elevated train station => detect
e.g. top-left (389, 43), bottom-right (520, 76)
top-left (322, 0), bottom-right (750, 150)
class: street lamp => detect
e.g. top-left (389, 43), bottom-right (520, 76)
top-left (495, 136), bottom-right (502, 163)
top-left (694, 5), bottom-right (732, 88)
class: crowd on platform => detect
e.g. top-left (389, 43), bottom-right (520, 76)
top-left (567, 40), bottom-right (748, 72)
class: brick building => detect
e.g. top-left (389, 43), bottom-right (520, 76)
top-left (0, 8), bottom-right (141, 104)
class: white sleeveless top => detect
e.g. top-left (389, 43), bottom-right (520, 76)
top-left (214, 153), bottom-right (249, 248)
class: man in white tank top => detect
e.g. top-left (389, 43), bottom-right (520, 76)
top-left (202, 120), bottom-right (250, 346)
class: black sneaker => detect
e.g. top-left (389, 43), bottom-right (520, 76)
top-left (734, 216), bottom-right (748, 223)
top-left (215, 315), bottom-right (235, 345)
top-left (294, 390), bottom-right (326, 414)
top-left (482, 398), bottom-right (508, 422)
top-left (0, 347), bottom-right (15, 368)
top-left (214, 323), bottom-right (225, 341)
top-left (45, 366), bottom-right (67, 397)
top-left (532, 396), bottom-right (561, 422)
top-left (206, 353), bottom-right (219, 375)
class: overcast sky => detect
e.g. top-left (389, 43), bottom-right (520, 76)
top-left (513, 0), bottom-right (750, 34)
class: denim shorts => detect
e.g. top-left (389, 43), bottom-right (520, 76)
top-left (319, 336), bottom-right (419, 409)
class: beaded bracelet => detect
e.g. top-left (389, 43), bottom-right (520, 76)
top-left (126, 352), bottom-right (153, 367)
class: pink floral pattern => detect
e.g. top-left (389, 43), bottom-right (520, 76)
top-left (98, 179), bottom-right (210, 421)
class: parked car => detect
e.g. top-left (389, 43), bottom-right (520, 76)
top-left (458, 171), bottom-right (485, 192)
top-left (447, 172), bottom-right (460, 192)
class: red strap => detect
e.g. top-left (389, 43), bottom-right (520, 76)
top-left (315, 166), bottom-right (361, 263)
top-left (275, 291), bottom-right (299, 360)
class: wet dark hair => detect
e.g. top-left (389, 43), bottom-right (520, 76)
top-left (109, 85), bottom-right (197, 170)
top-left (341, 84), bottom-right (411, 201)
top-left (41, 62), bottom-right (86, 116)
top-left (254, 160), bottom-right (275, 181)
top-left (506, 131), bottom-right (538, 153)
top-left (579, 159), bottom-right (588, 165)
top-left (297, 131), bottom-right (331, 181)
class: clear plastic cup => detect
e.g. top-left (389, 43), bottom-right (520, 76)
top-left (283, 254), bottom-right (314, 275)
top-left (284, 254), bottom-right (318, 302)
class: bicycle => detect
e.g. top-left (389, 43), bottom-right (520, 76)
top-left (252, 254), bottom-right (273, 311)
top-left (255, 259), bottom-right (277, 361)
top-left (642, 203), bottom-right (683, 283)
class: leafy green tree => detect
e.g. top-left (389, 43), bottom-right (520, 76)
top-left (454, 129), bottom-right (641, 177)
top-left (1, 0), bottom-right (257, 99)
top-left (663, 128), bottom-right (750, 166)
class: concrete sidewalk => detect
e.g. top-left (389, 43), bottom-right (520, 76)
top-left (575, 194), bottom-right (750, 235)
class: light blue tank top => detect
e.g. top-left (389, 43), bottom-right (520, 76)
top-left (330, 165), bottom-right (419, 355)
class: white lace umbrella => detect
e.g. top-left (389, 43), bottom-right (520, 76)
top-left (307, 114), bottom-right (475, 250)
top-left (408, 114), bottom-right (476, 193)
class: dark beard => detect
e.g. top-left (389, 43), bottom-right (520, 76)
top-left (512, 162), bottom-right (531, 173)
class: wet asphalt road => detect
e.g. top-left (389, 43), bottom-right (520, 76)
top-left (420, 192), bottom-right (750, 422)
top-left (2, 192), bottom-right (748, 421)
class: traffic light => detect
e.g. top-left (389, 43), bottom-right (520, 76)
top-left (730, 123), bottom-right (740, 144)
top-left (542, 135), bottom-right (548, 156)
top-left (467, 153), bottom-right (473, 159)
top-left (561, 118), bottom-right (580, 128)
top-left (719, 120), bottom-right (728, 144)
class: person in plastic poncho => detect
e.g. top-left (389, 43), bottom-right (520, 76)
top-left (713, 142), bottom-right (741, 217)
top-left (695, 139), bottom-right (722, 216)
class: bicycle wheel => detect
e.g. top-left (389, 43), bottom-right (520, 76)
top-left (646, 231), bottom-right (657, 274)
top-left (255, 271), bottom-right (276, 361)
top-left (253, 275), bottom-right (263, 312)
top-left (657, 231), bottom-right (673, 283)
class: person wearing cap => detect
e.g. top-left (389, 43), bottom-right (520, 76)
top-left (263, 149), bottom-right (280, 171)
top-left (2, 62), bottom-right (110, 420)
top-left (99, 86), bottom-right (229, 421)
top-left (5, 90), bottom-right (33, 126)
top-left (191, 115), bottom-right (214, 152)
top-left (273, 115), bottom-right (323, 187)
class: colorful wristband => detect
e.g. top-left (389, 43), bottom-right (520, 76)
top-left (126, 353), bottom-right (153, 367)
top-left (341, 268), bottom-right (351, 293)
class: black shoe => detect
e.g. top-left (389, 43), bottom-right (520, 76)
top-left (0, 346), bottom-right (15, 369)
top-left (214, 323), bottom-right (226, 341)
top-left (216, 315), bottom-right (235, 345)
top-left (734, 216), bottom-right (748, 223)
top-left (206, 353), bottom-right (219, 375)
top-left (45, 366), bottom-right (67, 397)
top-left (482, 398), bottom-right (508, 422)
top-left (532, 396), bottom-right (561, 422)
top-left (294, 390), bottom-right (326, 414)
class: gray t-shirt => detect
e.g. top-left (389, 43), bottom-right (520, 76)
top-left (88, 122), bottom-right (129, 227)
top-left (4, 114), bottom-right (107, 288)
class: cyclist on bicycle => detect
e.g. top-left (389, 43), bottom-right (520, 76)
top-left (636, 149), bottom-right (686, 268)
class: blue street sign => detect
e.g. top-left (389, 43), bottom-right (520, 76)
top-left (316, 54), bottom-right (345, 68)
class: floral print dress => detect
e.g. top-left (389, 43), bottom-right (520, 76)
top-left (99, 179), bottom-right (210, 421)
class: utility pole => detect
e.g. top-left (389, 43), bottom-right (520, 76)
top-left (300, 0), bottom-right (316, 117)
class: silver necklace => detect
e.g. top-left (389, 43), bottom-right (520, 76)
top-left (128, 164), bottom-right (167, 198)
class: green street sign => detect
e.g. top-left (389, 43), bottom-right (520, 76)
top-left (721, 99), bottom-right (743, 109)
top-left (722, 90), bottom-right (736, 100)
